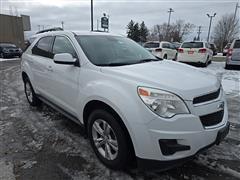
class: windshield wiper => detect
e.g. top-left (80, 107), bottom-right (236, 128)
top-left (97, 62), bottom-right (134, 66)
top-left (138, 58), bottom-right (162, 64)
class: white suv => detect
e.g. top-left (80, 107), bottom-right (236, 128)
top-left (143, 41), bottom-right (178, 60)
top-left (21, 31), bottom-right (229, 170)
top-left (177, 41), bottom-right (213, 67)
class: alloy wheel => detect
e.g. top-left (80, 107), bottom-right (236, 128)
top-left (92, 119), bottom-right (118, 160)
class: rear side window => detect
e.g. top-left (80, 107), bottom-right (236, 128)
top-left (182, 42), bottom-right (203, 48)
top-left (32, 36), bottom-right (53, 58)
top-left (162, 43), bottom-right (170, 48)
top-left (233, 40), bottom-right (240, 48)
top-left (143, 42), bottom-right (159, 48)
top-left (52, 36), bottom-right (77, 58)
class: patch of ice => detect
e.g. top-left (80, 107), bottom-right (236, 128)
top-left (0, 107), bottom-right (8, 111)
top-left (21, 160), bottom-right (37, 169)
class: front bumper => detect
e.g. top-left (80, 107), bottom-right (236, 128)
top-left (137, 122), bottom-right (230, 171)
top-left (130, 90), bottom-right (229, 169)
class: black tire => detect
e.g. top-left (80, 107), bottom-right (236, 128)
top-left (88, 109), bottom-right (130, 170)
top-left (173, 54), bottom-right (177, 61)
top-left (163, 54), bottom-right (167, 60)
top-left (0, 53), bottom-right (4, 58)
top-left (225, 64), bottom-right (231, 70)
top-left (24, 78), bottom-right (41, 106)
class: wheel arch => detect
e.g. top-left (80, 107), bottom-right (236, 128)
top-left (83, 100), bottom-right (136, 163)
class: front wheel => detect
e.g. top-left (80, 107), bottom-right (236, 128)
top-left (88, 109), bottom-right (130, 170)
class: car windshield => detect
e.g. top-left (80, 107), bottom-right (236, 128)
top-left (233, 40), bottom-right (240, 48)
top-left (76, 35), bottom-right (159, 66)
top-left (181, 42), bottom-right (203, 48)
top-left (0, 43), bottom-right (16, 48)
top-left (143, 42), bottom-right (159, 48)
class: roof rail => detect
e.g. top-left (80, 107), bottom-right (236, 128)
top-left (36, 27), bottom-right (63, 34)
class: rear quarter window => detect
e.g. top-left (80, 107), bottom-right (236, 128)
top-left (233, 40), bottom-right (240, 48)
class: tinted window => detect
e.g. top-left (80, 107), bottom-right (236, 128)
top-left (52, 36), bottom-right (77, 58)
top-left (76, 35), bottom-right (157, 66)
top-left (182, 42), bottom-right (203, 48)
top-left (234, 40), bottom-right (240, 48)
top-left (162, 43), bottom-right (170, 48)
top-left (32, 36), bottom-right (53, 58)
top-left (143, 42), bottom-right (159, 48)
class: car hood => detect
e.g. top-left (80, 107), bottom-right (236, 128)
top-left (101, 60), bottom-right (220, 101)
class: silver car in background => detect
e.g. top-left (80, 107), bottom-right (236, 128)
top-left (225, 39), bottom-right (240, 69)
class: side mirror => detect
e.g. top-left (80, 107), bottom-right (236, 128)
top-left (53, 53), bottom-right (76, 65)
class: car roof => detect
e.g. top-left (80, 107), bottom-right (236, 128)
top-left (28, 30), bottom-right (123, 40)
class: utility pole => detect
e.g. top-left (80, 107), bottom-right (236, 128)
top-left (197, 26), bottom-right (202, 41)
top-left (167, 8), bottom-right (174, 40)
top-left (167, 8), bottom-right (174, 27)
top-left (91, 0), bottom-right (93, 31)
top-left (61, 21), bottom-right (64, 30)
top-left (234, 2), bottom-right (240, 22)
top-left (206, 13), bottom-right (216, 42)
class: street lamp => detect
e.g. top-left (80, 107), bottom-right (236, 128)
top-left (206, 13), bottom-right (216, 42)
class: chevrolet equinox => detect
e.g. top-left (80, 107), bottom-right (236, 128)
top-left (21, 31), bottom-right (230, 170)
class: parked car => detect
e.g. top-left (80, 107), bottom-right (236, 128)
top-left (223, 43), bottom-right (231, 56)
top-left (0, 43), bottom-right (22, 58)
top-left (210, 43), bottom-right (217, 56)
top-left (177, 41), bottom-right (213, 67)
top-left (143, 41), bottom-right (178, 60)
top-left (21, 31), bottom-right (229, 171)
top-left (225, 39), bottom-right (240, 69)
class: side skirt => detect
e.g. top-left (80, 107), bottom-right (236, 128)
top-left (37, 95), bottom-right (84, 128)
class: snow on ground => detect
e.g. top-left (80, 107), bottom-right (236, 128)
top-left (203, 62), bottom-right (240, 96)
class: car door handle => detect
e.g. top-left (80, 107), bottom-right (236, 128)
top-left (47, 66), bottom-right (53, 72)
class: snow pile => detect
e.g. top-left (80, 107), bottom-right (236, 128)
top-left (0, 58), bottom-right (20, 62)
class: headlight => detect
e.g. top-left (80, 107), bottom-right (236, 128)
top-left (138, 87), bottom-right (189, 118)
top-left (2, 48), bottom-right (8, 53)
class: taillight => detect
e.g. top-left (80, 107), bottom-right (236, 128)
top-left (155, 48), bottom-right (162, 52)
top-left (198, 48), bottom-right (206, 53)
top-left (227, 48), bottom-right (233, 56)
top-left (178, 48), bottom-right (184, 53)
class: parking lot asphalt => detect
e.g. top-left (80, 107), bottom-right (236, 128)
top-left (0, 59), bottom-right (240, 180)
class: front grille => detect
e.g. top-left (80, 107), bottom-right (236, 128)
top-left (193, 88), bottom-right (220, 104)
top-left (200, 110), bottom-right (224, 127)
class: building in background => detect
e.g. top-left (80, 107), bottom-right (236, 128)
top-left (0, 14), bottom-right (31, 49)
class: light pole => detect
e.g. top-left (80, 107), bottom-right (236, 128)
top-left (91, 0), bottom-right (93, 31)
top-left (206, 13), bottom-right (216, 42)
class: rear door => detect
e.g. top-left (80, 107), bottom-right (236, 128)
top-left (232, 40), bottom-right (240, 61)
top-left (31, 36), bottom-right (55, 97)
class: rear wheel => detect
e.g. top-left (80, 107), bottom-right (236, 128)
top-left (88, 109), bottom-right (130, 170)
top-left (173, 54), bottom-right (177, 61)
top-left (163, 54), bottom-right (167, 60)
top-left (24, 78), bottom-right (41, 106)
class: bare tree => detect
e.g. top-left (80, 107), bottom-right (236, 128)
top-left (213, 13), bottom-right (239, 51)
top-left (148, 20), bottom-right (194, 42)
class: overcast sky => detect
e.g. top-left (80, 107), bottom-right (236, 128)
top-left (1, 0), bottom-right (239, 40)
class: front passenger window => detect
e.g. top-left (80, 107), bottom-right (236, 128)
top-left (52, 36), bottom-right (77, 58)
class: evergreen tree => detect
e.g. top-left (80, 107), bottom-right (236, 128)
top-left (127, 20), bottom-right (135, 40)
top-left (139, 21), bottom-right (149, 42)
